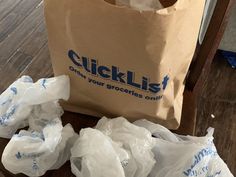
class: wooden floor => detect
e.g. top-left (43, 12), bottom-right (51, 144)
top-left (195, 51), bottom-right (236, 176)
top-left (0, 0), bottom-right (51, 94)
top-left (0, 0), bottom-right (235, 176)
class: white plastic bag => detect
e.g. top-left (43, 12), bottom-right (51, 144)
top-left (134, 120), bottom-right (234, 177)
top-left (0, 75), bottom-right (70, 138)
top-left (2, 118), bottom-right (77, 177)
top-left (28, 101), bottom-right (64, 132)
top-left (116, 0), bottom-right (163, 11)
top-left (70, 128), bottom-right (129, 177)
top-left (134, 119), bottom-right (180, 142)
top-left (96, 117), bottom-right (156, 177)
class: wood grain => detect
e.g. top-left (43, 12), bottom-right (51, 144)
top-left (201, 52), bottom-right (236, 102)
top-left (19, 44), bottom-right (53, 80)
top-left (0, 0), bottom-right (42, 43)
top-left (196, 99), bottom-right (236, 175)
top-left (186, 0), bottom-right (235, 93)
top-left (0, 0), bottom-right (21, 21)
top-left (173, 90), bottom-right (197, 135)
top-left (195, 54), bottom-right (236, 175)
top-left (0, 21), bottom-right (48, 92)
top-left (0, 1), bottom-right (43, 68)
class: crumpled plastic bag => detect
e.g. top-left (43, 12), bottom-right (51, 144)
top-left (133, 119), bottom-right (180, 142)
top-left (116, 0), bottom-right (163, 11)
top-left (95, 117), bottom-right (156, 177)
top-left (1, 75), bottom-right (75, 176)
top-left (70, 117), bottom-right (233, 177)
top-left (0, 75), bottom-right (70, 138)
top-left (134, 119), bottom-right (234, 177)
top-left (28, 101), bottom-right (64, 132)
top-left (70, 128), bottom-right (129, 177)
top-left (2, 118), bottom-right (77, 177)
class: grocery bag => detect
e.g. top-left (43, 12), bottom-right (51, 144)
top-left (44, 0), bottom-right (205, 129)
top-left (134, 120), bottom-right (234, 177)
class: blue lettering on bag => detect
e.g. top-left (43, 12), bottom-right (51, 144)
top-left (68, 49), bottom-right (170, 94)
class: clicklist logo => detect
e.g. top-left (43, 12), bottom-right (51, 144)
top-left (68, 49), bottom-right (169, 94)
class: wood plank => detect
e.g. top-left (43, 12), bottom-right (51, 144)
top-left (19, 44), bottom-right (53, 80)
top-left (196, 54), bottom-right (236, 176)
top-left (0, 0), bottom-right (21, 21)
top-left (196, 98), bottom-right (236, 175)
top-left (186, 0), bottom-right (235, 92)
top-left (0, 51), bottom-right (33, 92)
top-left (201, 52), bottom-right (236, 102)
top-left (0, 0), bottom-right (42, 43)
top-left (173, 90), bottom-right (197, 135)
top-left (18, 22), bottom-right (47, 56)
top-left (0, 3), bottom-right (44, 70)
top-left (0, 21), bottom-right (47, 93)
top-left (0, 171), bottom-right (5, 177)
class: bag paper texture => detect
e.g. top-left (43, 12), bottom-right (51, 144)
top-left (44, 0), bottom-right (205, 129)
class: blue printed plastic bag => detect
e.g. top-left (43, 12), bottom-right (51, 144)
top-left (0, 75), bottom-right (70, 138)
top-left (2, 118), bottom-right (77, 176)
top-left (134, 120), bottom-right (234, 177)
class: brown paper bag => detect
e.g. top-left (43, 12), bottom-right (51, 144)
top-left (44, 0), bottom-right (205, 129)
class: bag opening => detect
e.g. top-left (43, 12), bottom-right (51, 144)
top-left (104, 0), bottom-right (177, 8)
